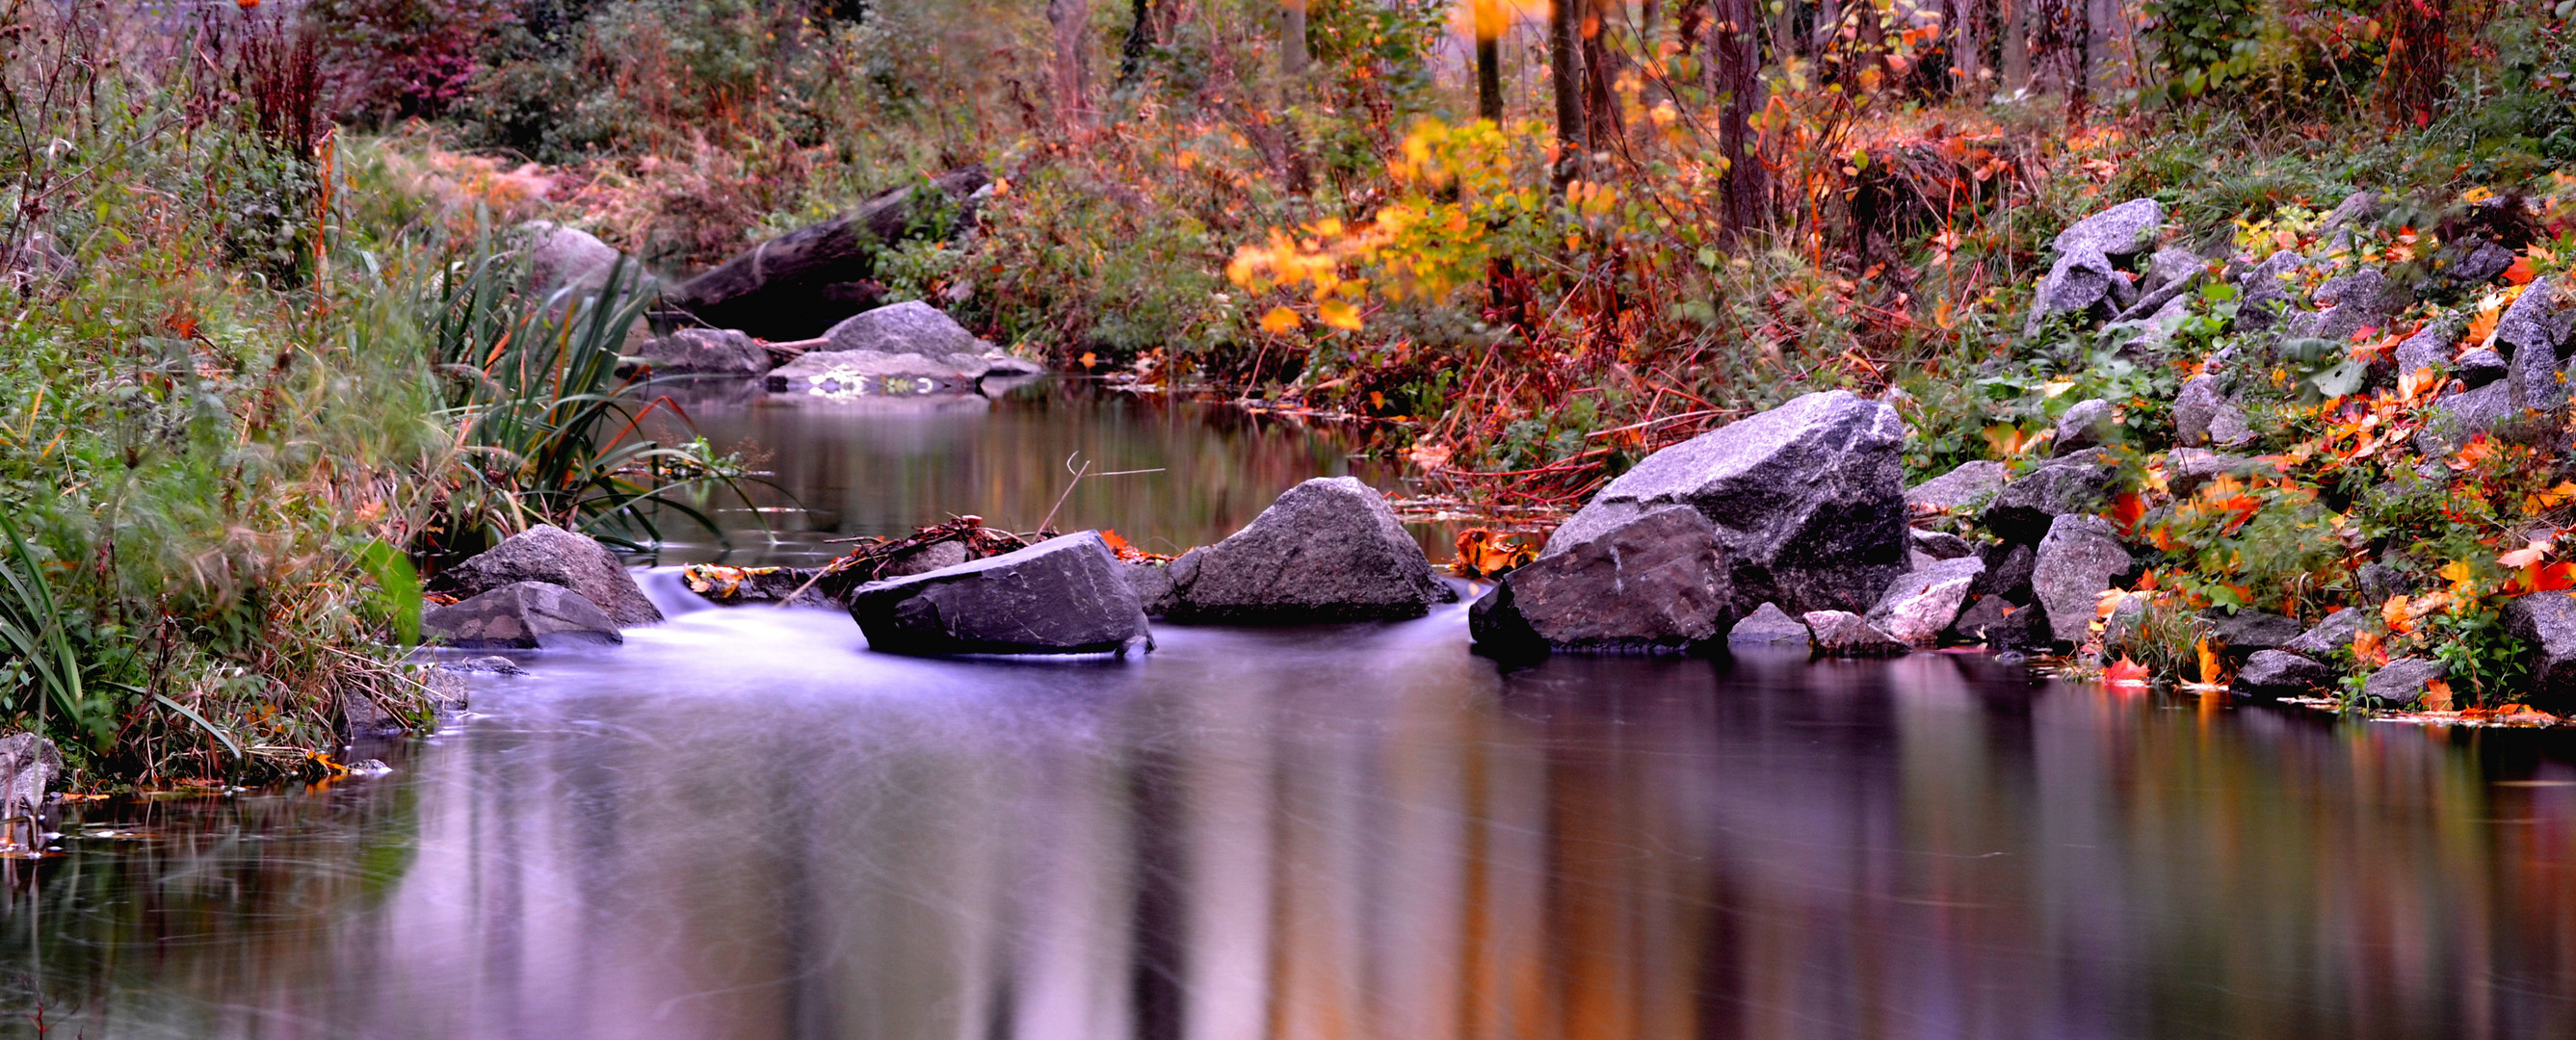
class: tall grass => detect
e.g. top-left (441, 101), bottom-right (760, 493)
top-left (426, 237), bottom-right (763, 558)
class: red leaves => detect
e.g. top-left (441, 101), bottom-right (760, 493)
top-left (2102, 658), bottom-right (2151, 689)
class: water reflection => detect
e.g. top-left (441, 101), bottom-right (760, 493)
top-left (638, 379), bottom-right (1408, 565)
top-left (10, 599), bottom-right (2576, 1039)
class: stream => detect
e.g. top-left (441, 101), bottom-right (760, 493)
top-left (7, 381), bottom-right (2576, 1039)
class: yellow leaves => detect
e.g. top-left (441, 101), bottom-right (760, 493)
top-left (2039, 379), bottom-right (2078, 400)
top-left (2527, 481), bottom-right (2576, 515)
top-left (2195, 638), bottom-right (2225, 687)
top-left (2439, 558), bottom-right (2480, 591)
top-left (1316, 299), bottom-right (1363, 331)
top-left (1258, 306), bottom-right (1302, 334)
top-left (1982, 424), bottom-right (2045, 457)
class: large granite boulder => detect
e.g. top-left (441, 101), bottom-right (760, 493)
top-left (2032, 514), bottom-right (2136, 645)
top-left (2054, 198), bottom-right (2165, 259)
top-left (2027, 248), bottom-right (2120, 335)
top-left (2505, 593), bottom-right (2576, 701)
top-left (522, 221), bottom-right (622, 298)
top-left (423, 582), bottom-right (624, 649)
top-left (847, 532), bottom-right (1152, 656)
top-left (1544, 390), bottom-right (1906, 615)
top-left (767, 301), bottom-right (1046, 393)
top-left (1980, 449), bottom-right (2118, 545)
top-left (2026, 200), bottom-right (2163, 335)
top-left (1164, 477), bottom-right (1445, 623)
top-left (664, 166), bottom-right (991, 340)
top-left (1866, 556), bottom-right (1985, 646)
top-left (1469, 506), bottom-right (1734, 657)
top-left (2496, 276), bottom-right (2576, 364)
top-left (432, 525), bottom-right (662, 627)
top-left (2052, 399), bottom-right (2116, 456)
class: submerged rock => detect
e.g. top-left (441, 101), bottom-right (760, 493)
top-left (1802, 611), bottom-right (1908, 657)
top-left (634, 327), bottom-right (772, 377)
top-left (1165, 477), bottom-right (1445, 623)
top-left (847, 532), bottom-right (1151, 656)
top-left (2032, 514), bottom-right (2136, 646)
top-left (423, 581), bottom-right (624, 650)
top-left (1544, 390), bottom-right (1907, 615)
top-left (1470, 506), bottom-right (1734, 657)
top-left (0, 732), bottom-right (62, 842)
top-left (2237, 650), bottom-right (2336, 696)
top-left (1727, 602), bottom-right (1812, 649)
top-left (433, 524), bottom-right (662, 628)
top-left (1866, 556), bottom-right (1984, 647)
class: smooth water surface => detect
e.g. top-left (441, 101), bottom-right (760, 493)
top-left (8, 383), bottom-right (2576, 1039)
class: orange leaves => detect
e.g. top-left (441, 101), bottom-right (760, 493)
top-left (2108, 491), bottom-right (2148, 536)
top-left (2195, 638), bottom-right (2226, 688)
top-left (2526, 481), bottom-right (2576, 514)
top-left (2447, 433), bottom-right (2497, 472)
top-left (2421, 679), bottom-right (2456, 712)
top-left (2101, 657), bottom-right (2152, 689)
top-left (1098, 529), bottom-right (1170, 563)
top-left (1453, 528), bottom-right (1539, 577)
top-left (2352, 628), bottom-right (2391, 667)
top-left (1981, 424), bottom-right (2044, 457)
top-left (1258, 306), bottom-right (1302, 334)
top-left (2503, 255), bottom-right (2537, 286)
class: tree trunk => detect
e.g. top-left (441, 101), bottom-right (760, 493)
top-left (1280, 0), bottom-right (1308, 80)
top-left (1550, 0), bottom-right (1586, 179)
top-left (1580, 0), bottom-right (1622, 155)
top-left (2001, 0), bottom-right (2028, 91)
top-left (1118, 0), bottom-right (1153, 87)
top-left (664, 168), bottom-right (993, 340)
top-left (1951, 0), bottom-right (1984, 94)
top-left (1714, 0), bottom-right (1765, 239)
top-left (1047, 0), bottom-right (1092, 128)
top-left (1478, 36), bottom-right (1504, 120)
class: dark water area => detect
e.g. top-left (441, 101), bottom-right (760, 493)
top-left (10, 383), bottom-right (2576, 1039)
top-left (632, 378), bottom-right (1416, 566)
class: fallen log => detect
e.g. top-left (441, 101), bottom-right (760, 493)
top-left (661, 166), bottom-right (991, 340)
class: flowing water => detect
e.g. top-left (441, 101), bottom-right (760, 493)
top-left (9, 382), bottom-right (2576, 1040)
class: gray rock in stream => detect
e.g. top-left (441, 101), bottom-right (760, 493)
top-left (633, 327), bottom-right (772, 377)
top-left (847, 532), bottom-right (1152, 656)
top-left (1470, 506), bottom-right (1735, 657)
top-left (2032, 514), bottom-right (2137, 646)
top-left (1166, 477), bottom-right (1445, 623)
top-left (1866, 556), bottom-right (1984, 647)
top-left (423, 581), bottom-right (624, 650)
top-left (2284, 609), bottom-right (2372, 660)
top-left (433, 524), bottom-right (663, 627)
top-left (1543, 390), bottom-right (1906, 616)
top-left (2363, 658), bottom-right (2449, 707)
top-left (1803, 611), bottom-right (1909, 657)
top-left (1727, 602), bottom-right (1812, 649)
top-left (1981, 449), bottom-right (2119, 546)
top-left (2237, 651), bottom-right (2337, 697)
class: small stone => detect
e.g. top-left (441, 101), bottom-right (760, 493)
top-left (1909, 529), bottom-right (1976, 561)
top-left (2392, 319), bottom-right (2463, 379)
top-left (433, 524), bottom-right (663, 628)
top-left (2053, 398), bottom-right (2116, 455)
top-left (1946, 594), bottom-right (2011, 644)
top-left (2032, 514), bottom-right (2137, 645)
top-left (2283, 609), bottom-right (2371, 660)
top-left (1866, 556), bottom-right (1985, 647)
top-left (423, 582), bottom-right (624, 650)
top-left (2457, 349), bottom-right (2508, 389)
top-left (2116, 247), bottom-right (2206, 322)
top-left (1981, 450), bottom-right (2118, 546)
top-left (1727, 602), bottom-right (1813, 649)
top-left (2237, 650), bottom-right (2337, 696)
top-left (2504, 593), bottom-right (2576, 702)
top-left (2174, 375), bottom-right (2254, 449)
top-left (2364, 657), bottom-right (2449, 707)
top-left (1906, 460), bottom-right (2006, 516)
top-left (633, 327), bottom-right (770, 377)
top-left (2281, 269), bottom-right (2397, 348)
top-left (2231, 250), bottom-right (2308, 333)
top-left (2053, 198), bottom-right (2164, 259)
top-left (2204, 610), bottom-right (2307, 660)
top-left (1802, 611), bottom-right (1909, 658)
top-left (2027, 248), bottom-right (2119, 335)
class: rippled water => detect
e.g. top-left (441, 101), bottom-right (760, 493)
top-left (7, 383), bottom-right (2576, 1039)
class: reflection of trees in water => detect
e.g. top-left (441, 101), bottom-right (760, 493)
top-left (0, 772), bottom-right (421, 1030)
top-left (9, 637), bottom-right (2576, 1038)
top-left (636, 381), bottom-right (1418, 565)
